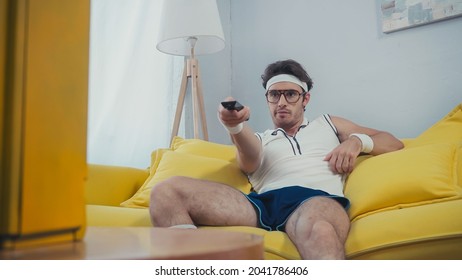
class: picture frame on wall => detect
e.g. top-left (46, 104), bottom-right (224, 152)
top-left (380, 0), bottom-right (462, 33)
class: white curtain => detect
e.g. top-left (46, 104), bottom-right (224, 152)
top-left (87, 0), bottom-right (182, 169)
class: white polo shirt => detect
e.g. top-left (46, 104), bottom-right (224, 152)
top-left (249, 114), bottom-right (345, 197)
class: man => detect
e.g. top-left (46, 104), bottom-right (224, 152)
top-left (150, 59), bottom-right (403, 259)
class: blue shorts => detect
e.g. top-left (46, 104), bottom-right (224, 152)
top-left (245, 186), bottom-right (350, 232)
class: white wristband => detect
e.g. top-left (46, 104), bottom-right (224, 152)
top-left (217, 112), bottom-right (245, 135)
top-left (349, 133), bottom-right (374, 153)
top-left (224, 122), bottom-right (244, 134)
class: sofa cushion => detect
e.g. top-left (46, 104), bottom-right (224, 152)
top-left (345, 103), bottom-right (462, 220)
top-left (345, 143), bottom-right (461, 220)
top-left (346, 199), bottom-right (462, 260)
top-left (86, 204), bottom-right (152, 227)
top-left (120, 139), bottom-right (251, 208)
top-left (458, 144), bottom-right (462, 187)
top-left (407, 103), bottom-right (462, 147)
top-left (171, 136), bottom-right (237, 162)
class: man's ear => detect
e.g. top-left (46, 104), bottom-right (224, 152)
top-left (302, 92), bottom-right (310, 111)
top-left (303, 92), bottom-right (311, 105)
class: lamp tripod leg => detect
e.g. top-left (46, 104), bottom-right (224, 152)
top-left (190, 59), bottom-right (200, 139)
top-left (170, 61), bottom-right (188, 143)
top-left (195, 66), bottom-right (208, 140)
top-left (170, 57), bottom-right (209, 142)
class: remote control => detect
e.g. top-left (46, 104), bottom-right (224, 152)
top-left (221, 101), bottom-right (244, 111)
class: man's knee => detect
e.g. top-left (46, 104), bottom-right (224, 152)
top-left (307, 197), bottom-right (350, 240)
top-left (150, 176), bottom-right (189, 201)
top-left (310, 220), bottom-right (337, 239)
top-left (149, 176), bottom-right (200, 227)
top-left (286, 197), bottom-right (350, 240)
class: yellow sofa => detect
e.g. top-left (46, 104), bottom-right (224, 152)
top-left (86, 103), bottom-right (462, 259)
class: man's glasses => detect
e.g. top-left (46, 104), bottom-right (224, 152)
top-left (265, 90), bottom-right (305, 104)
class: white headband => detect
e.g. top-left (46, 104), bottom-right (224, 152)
top-left (265, 74), bottom-right (308, 92)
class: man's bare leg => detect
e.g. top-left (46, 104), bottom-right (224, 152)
top-left (285, 197), bottom-right (350, 260)
top-left (149, 176), bottom-right (258, 228)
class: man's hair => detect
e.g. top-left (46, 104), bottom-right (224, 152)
top-left (261, 59), bottom-right (313, 92)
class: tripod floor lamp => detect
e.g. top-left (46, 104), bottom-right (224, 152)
top-left (156, 0), bottom-right (225, 142)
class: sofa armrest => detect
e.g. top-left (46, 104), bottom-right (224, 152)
top-left (85, 164), bottom-right (149, 206)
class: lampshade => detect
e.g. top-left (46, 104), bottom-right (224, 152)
top-left (156, 0), bottom-right (225, 56)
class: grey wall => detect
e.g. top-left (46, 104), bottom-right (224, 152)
top-left (202, 0), bottom-right (462, 144)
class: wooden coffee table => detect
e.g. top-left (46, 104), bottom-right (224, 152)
top-left (0, 226), bottom-right (264, 260)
